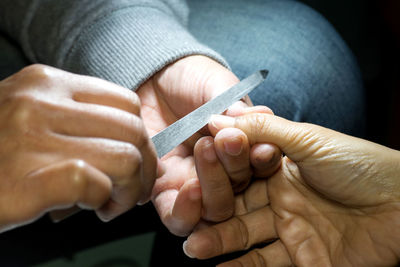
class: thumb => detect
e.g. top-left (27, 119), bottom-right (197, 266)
top-left (209, 113), bottom-right (332, 162)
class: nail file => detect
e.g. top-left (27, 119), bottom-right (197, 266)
top-left (151, 70), bottom-right (269, 158)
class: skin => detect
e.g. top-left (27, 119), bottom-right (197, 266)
top-left (137, 55), bottom-right (280, 236)
top-left (0, 65), bottom-right (158, 232)
top-left (0, 55), bottom-right (280, 234)
top-left (184, 113), bottom-right (400, 266)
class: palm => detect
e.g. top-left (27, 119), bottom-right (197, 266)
top-left (136, 55), bottom-right (240, 235)
top-left (268, 158), bottom-right (400, 266)
top-left (137, 71), bottom-right (201, 205)
top-left (184, 114), bottom-right (400, 265)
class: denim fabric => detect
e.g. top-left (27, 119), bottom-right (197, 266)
top-left (0, 0), bottom-right (365, 136)
top-left (188, 0), bottom-right (366, 137)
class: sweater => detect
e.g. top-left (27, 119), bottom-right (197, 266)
top-left (0, 0), bottom-right (227, 90)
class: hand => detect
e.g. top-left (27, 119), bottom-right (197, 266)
top-left (0, 65), bottom-right (158, 232)
top-left (137, 55), bottom-right (278, 236)
top-left (184, 113), bottom-right (400, 266)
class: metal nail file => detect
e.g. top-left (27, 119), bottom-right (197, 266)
top-left (151, 70), bottom-right (269, 158)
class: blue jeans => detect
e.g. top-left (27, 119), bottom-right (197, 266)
top-left (0, 0), bottom-right (365, 137)
top-left (188, 0), bottom-right (365, 137)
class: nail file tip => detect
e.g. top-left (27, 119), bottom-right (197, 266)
top-left (260, 69), bottom-right (269, 79)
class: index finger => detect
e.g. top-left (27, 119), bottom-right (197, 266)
top-left (56, 66), bottom-right (141, 115)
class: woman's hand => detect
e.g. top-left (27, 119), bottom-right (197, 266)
top-left (184, 113), bottom-right (400, 266)
top-left (136, 55), bottom-right (278, 236)
top-left (0, 65), bottom-right (158, 232)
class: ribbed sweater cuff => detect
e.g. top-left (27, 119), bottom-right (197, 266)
top-left (62, 6), bottom-right (229, 90)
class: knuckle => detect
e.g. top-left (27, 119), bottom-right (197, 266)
top-left (18, 64), bottom-right (54, 83)
top-left (114, 115), bottom-right (149, 148)
top-left (4, 64), bottom-right (55, 94)
top-left (232, 216), bottom-right (250, 249)
top-left (126, 90), bottom-right (141, 114)
top-left (205, 204), bottom-right (234, 222)
top-left (130, 118), bottom-right (149, 147)
top-left (239, 114), bottom-right (269, 144)
top-left (65, 159), bottom-right (89, 190)
top-left (251, 249), bottom-right (267, 267)
top-left (116, 145), bottom-right (143, 179)
top-left (7, 93), bottom-right (38, 131)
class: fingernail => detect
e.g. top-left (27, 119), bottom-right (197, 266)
top-left (188, 179), bottom-right (201, 201)
top-left (183, 240), bottom-right (195, 258)
top-left (224, 137), bottom-right (243, 156)
top-left (210, 115), bottom-right (235, 130)
top-left (202, 140), bottom-right (217, 162)
top-left (244, 105), bottom-right (273, 114)
top-left (226, 101), bottom-right (248, 116)
top-left (137, 198), bottom-right (150, 206)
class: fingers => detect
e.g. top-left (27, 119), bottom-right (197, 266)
top-left (194, 136), bottom-right (234, 222)
top-left (250, 143), bottom-right (282, 178)
top-left (225, 104), bottom-right (274, 117)
top-left (1, 65), bottom-right (158, 225)
top-left (183, 206), bottom-right (276, 259)
top-left (48, 135), bottom-right (155, 219)
top-left (58, 83), bottom-right (158, 206)
top-left (151, 153), bottom-right (202, 236)
top-left (29, 159), bottom-right (112, 210)
top-left (212, 127), bottom-right (281, 192)
top-left (49, 102), bottom-right (146, 143)
top-left (152, 179), bottom-right (202, 236)
top-left (49, 206), bottom-right (81, 222)
top-left (95, 160), bottom-right (143, 221)
top-left (213, 128), bottom-right (252, 192)
top-left (1, 159), bottom-right (111, 232)
top-left (234, 179), bottom-right (269, 215)
top-left (217, 240), bottom-right (292, 267)
top-left (71, 77), bottom-right (141, 115)
top-left (209, 113), bottom-right (322, 162)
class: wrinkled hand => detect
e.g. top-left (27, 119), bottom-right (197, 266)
top-left (0, 65), bottom-right (158, 232)
top-left (137, 56), bottom-right (277, 236)
top-left (184, 113), bottom-right (400, 266)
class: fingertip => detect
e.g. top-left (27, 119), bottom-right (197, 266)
top-left (214, 128), bottom-right (252, 193)
top-left (49, 206), bottom-right (81, 223)
top-left (214, 128), bottom-right (247, 157)
top-left (225, 101), bottom-right (249, 117)
top-left (225, 104), bottom-right (273, 117)
top-left (187, 178), bottom-right (202, 201)
top-left (250, 143), bottom-right (282, 177)
top-left (184, 228), bottom-right (223, 259)
top-left (169, 178), bottom-right (202, 236)
top-left (156, 159), bottom-right (166, 178)
top-left (136, 198), bottom-right (149, 206)
top-left (209, 115), bottom-right (235, 136)
top-left (243, 105), bottom-right (274, 115)
top-left (85, 171), bottom-right (113, 209)
top-left (95, 199), bottom-right (126, 222)
top-left (199, 138), bottom-right (218, 163)
top-left (183, 240), bottom-right (195, 259)
top-left (152, 181), bottom-right (202, 236)
top-left (250, 143), bottom-right (278, 165)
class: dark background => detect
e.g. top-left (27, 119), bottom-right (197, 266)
top-left (300, 0), bottom-right (400, 150)
top-left (1, 0), bottom-right (399, 266)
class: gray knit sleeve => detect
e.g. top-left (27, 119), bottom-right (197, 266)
top-left (0, 0), bottom-right (228, 90)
